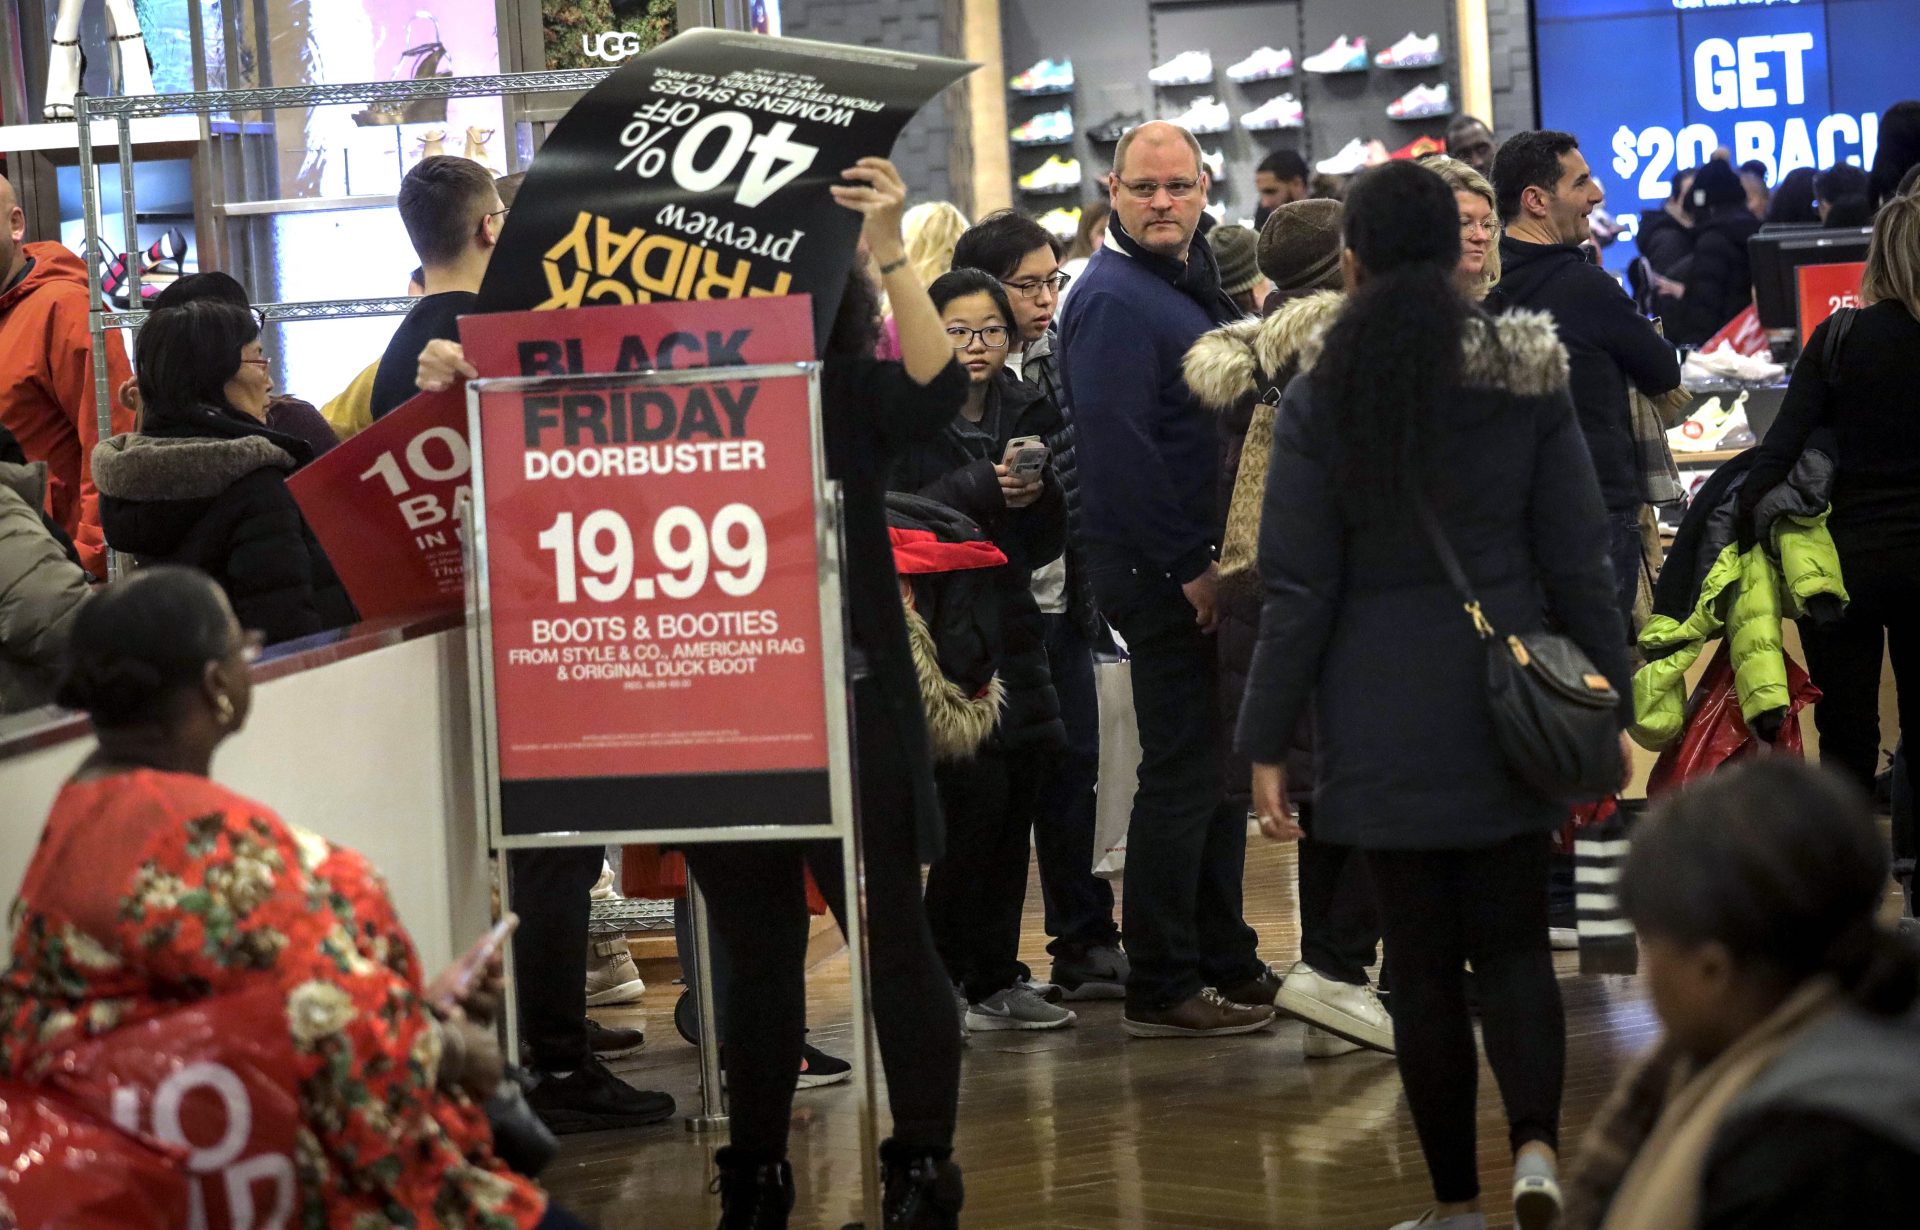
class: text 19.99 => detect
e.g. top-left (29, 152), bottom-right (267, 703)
top-left (537, 506), bottom-right (767, 603)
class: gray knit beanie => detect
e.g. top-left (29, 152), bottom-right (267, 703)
top-left (1257, 198), bottom-right (1345, 295)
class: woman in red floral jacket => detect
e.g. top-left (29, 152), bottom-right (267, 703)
top-left (0, 566), bottom-right (582, 1229)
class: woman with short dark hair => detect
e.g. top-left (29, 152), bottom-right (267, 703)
top-left (0, 566), bottom-right (578, 1228)
top-left (91, 299), bottom-right (355, 644)
top-left (1563, 759), bottom-right (1920, 1230)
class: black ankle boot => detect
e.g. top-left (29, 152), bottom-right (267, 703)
top-left (878, 1139), bottom-right (963, 1229)
top-left (712, 1146), bottom-right (793, 1230)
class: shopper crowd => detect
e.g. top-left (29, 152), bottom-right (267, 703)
top-left (3, 77), bottom-right (1920, 1230)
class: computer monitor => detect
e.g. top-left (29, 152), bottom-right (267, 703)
top-left (1750, 226), bottom-right (1872, 349)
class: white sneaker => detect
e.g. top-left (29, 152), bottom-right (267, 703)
top-left (1303, 1025), bottom-right (1363, 1058)
top-left (1164, 96), bottom-right (1231, 134)
top-left (1387, 83), bottom-right (1453, 120)
top-left (1303, 35), bottom-right (1368, 74)
top-left (1227, 46), bottom-right (1294, 82)
top-left (1201, 147), bottom-right (1226, 177)
top-left (1513, 1150), bottom-right (1564, 1230)
top-left (1275, 961), bottom-right (1396, 1053)
top-left (1241, 94), bottom-right (1304, 130)
top-left (1036, 205), bottom-right (1082, 239)
top-left (1150, 49), bottom-right (1214, 87)
top-left (1316, 138), bottom-right (1371, 176)
top-left (1389, 1213), bottom-right (1487, 1230)
top-left (965, 984), bottom-right (1077, 1032)
top-left (1204, 200), bottom-right (1227, 224)
top-left (1548, 927), bottom-right (1581, 951)
top-left (585, 936), bottom-right (647, 1006)
top-left (1376, 32), bottom-right (1443, 69)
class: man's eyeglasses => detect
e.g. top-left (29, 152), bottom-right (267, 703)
top-left (1119, 178), bottom-right (1200, 201)
top-left (1003, 271), bottom-right (1072, 299)
top-left (484, 207), bottom-right (510, 230)
top-left (946, 325), bottom-right (1010, 350)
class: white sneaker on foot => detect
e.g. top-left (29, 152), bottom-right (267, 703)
top-left (1513, 1150), bottom-right (1563, 1230)
top-left (1303, 1025), bottom-right (1363, 1058)
top-left (1277, 961), bottom-right (1395, 1054)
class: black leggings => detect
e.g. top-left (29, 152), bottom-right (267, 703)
top-left (684, 685), bottom-right (961, 1158)
top-left (1798, 562), bottom-right (1920, 795)
top-left (1367, 833), bottom-right (1563, 1204)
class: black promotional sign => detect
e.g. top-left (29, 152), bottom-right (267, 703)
top-left (479, 28), bottom-right (974, 348)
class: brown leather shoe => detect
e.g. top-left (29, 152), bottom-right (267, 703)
top-left (1217, 963), bottom-right (1283, 1009)
top-left (1123, 988), bottom-right (1275, 1038)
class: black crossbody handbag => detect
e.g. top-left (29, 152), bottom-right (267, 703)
top-left (1418, 502), bottom-right (1624, 802)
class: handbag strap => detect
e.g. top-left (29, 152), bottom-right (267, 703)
top-left (1416, 499), bottom-right (1497, 641)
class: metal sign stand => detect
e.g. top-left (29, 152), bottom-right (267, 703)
top-left (463, 364), bottom-right (882, 1229)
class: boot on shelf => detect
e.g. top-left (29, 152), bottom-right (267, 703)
top-left (413, 129), bottom-right (448, 162)
top-left (463, 126), bottom-right (497, 172)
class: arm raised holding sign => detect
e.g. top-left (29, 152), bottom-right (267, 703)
top-left (833, 157), bottom-right (952, 387)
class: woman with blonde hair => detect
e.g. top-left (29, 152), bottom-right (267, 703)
top-left (1423, 154), bottom-right (1501, 299)
top-left (1736, 192), bottom-right (1920, 799)
top-left (877, 200), bottom-right (972, 357)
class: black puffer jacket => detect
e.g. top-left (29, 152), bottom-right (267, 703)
top-left (891, 373), bottom-right (1067, 750)
top-left (1019, 328), bottom-right (1101, 639)
top-left (92, 411), bottom-right (357, 645)
top-left (1184, 290), bottom-right (1345, 805)
top-left (1676, 204), bottom-right (1762, 346)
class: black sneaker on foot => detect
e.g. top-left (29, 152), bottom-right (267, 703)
top-left (1050, 943), bottom-right (1129, 1001)
top-left (526, 1056), bottom-right (675, 1133)
top-left (797, 1039), bottom-right (852, 1089)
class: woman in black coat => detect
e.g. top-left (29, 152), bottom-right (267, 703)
top-left (1236, 162), bottom-right (1631, 1230)
top-left (687, 157), bottom-right (973, 1230)
top-left (90, 299), bottom-right (355, 645)
top-left (891, 267), bottom-right (1071, 1032)
top-left (1675, 160), bottom-right (1762, 346)
top-left (1736, 195), bottom-right (1920, 801)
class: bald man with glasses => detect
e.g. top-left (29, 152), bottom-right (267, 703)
top-left (1055, 122), bottom-right (1276, 1039)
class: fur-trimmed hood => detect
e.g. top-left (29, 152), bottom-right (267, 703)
top-left (91, 432), bottom-right (296, 502)
top-left (1184, 290), bottom-right (1572, 412)
top-left (1185, 290), bottom-right (1344, 413)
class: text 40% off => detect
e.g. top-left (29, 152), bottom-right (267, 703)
top-left (618, 103), bottom-right (819, 209)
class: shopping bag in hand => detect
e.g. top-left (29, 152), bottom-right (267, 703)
top-left (1093, 656), bottom-right (1139, 880)
top-left (1647, 642), bottom-right (1818, 796)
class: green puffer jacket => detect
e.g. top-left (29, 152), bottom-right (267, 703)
top-left (1632, 451), bottom-right (1846, 749)
top-left (1, 458), bottom-right (93, 714)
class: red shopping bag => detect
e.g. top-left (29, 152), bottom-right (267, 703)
top-left (38, 982), bottom-right (303, 1230)
top-left (623, 845), bottom-right (830, 915)
top-left (0, 1082), bottom-right (189, 1229)
top-left (1647, 643), bottom-right (1819, 796)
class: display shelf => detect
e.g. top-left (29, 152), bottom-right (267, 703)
top-left (72, 68), bottom-right (614, 119)
top-left (94, 295), bottom-right (420, 331)
top-left (219, 193), bottom-right (400, 218)
top-left (0, 115), bottom-right (198, 155)
top-left (1673, 449), bottom-right (1745, 466)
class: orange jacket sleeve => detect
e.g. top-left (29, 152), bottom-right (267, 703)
top-left (44, 291), bottom-right (135, 578)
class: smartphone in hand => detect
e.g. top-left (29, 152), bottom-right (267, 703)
top-left (1002, 434), bottom-right (1049, 478)
top-left (427, 913), bottom-right (518, 1012)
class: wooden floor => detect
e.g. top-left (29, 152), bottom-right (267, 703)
top-left (553, 838), bottom-right (1662, 1229)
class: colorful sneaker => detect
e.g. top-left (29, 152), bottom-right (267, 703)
top-left (1303, 35), bottom-right (1368, 75)
top-left (1149, 49), bottom-right (1214, 87)
top-left (964, 984), bottom-right (1077, 1032)
top-left (1240, 94), bottom-right (1304, 130)
top-left (1010, 57), bottom-right (1073, 95)
top-left (1227, 46), bottom-right (1294, 82)
top-left (1390, 134), bottom-right (1446, 160)
top-left (1387, 82), bottom-right (1453, 120)
top-left (1315, 137), bottom-right (1371, 176)
top-left (1036, 205), bottom-right (1082, 238)
top-left (1011, 106), bottom-right (1074, 146)
top-left (1164, 95), bottom-right (1230, 134)
top-left (1376, 32), bottom-right (1443, 69)
top-left (1017, 153), bottom-right (1083, 194)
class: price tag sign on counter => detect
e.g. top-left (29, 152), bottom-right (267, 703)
top-left (467, 357), bottom-right (844, 841)
top-left (1795, 261), bottom-right (1866, 340)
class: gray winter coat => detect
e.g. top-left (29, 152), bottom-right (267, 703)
top-left (0, 459), bottom-right (92, 714)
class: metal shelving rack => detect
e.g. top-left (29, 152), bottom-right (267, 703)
top-left (76, 68), bottom-right (615, 473)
